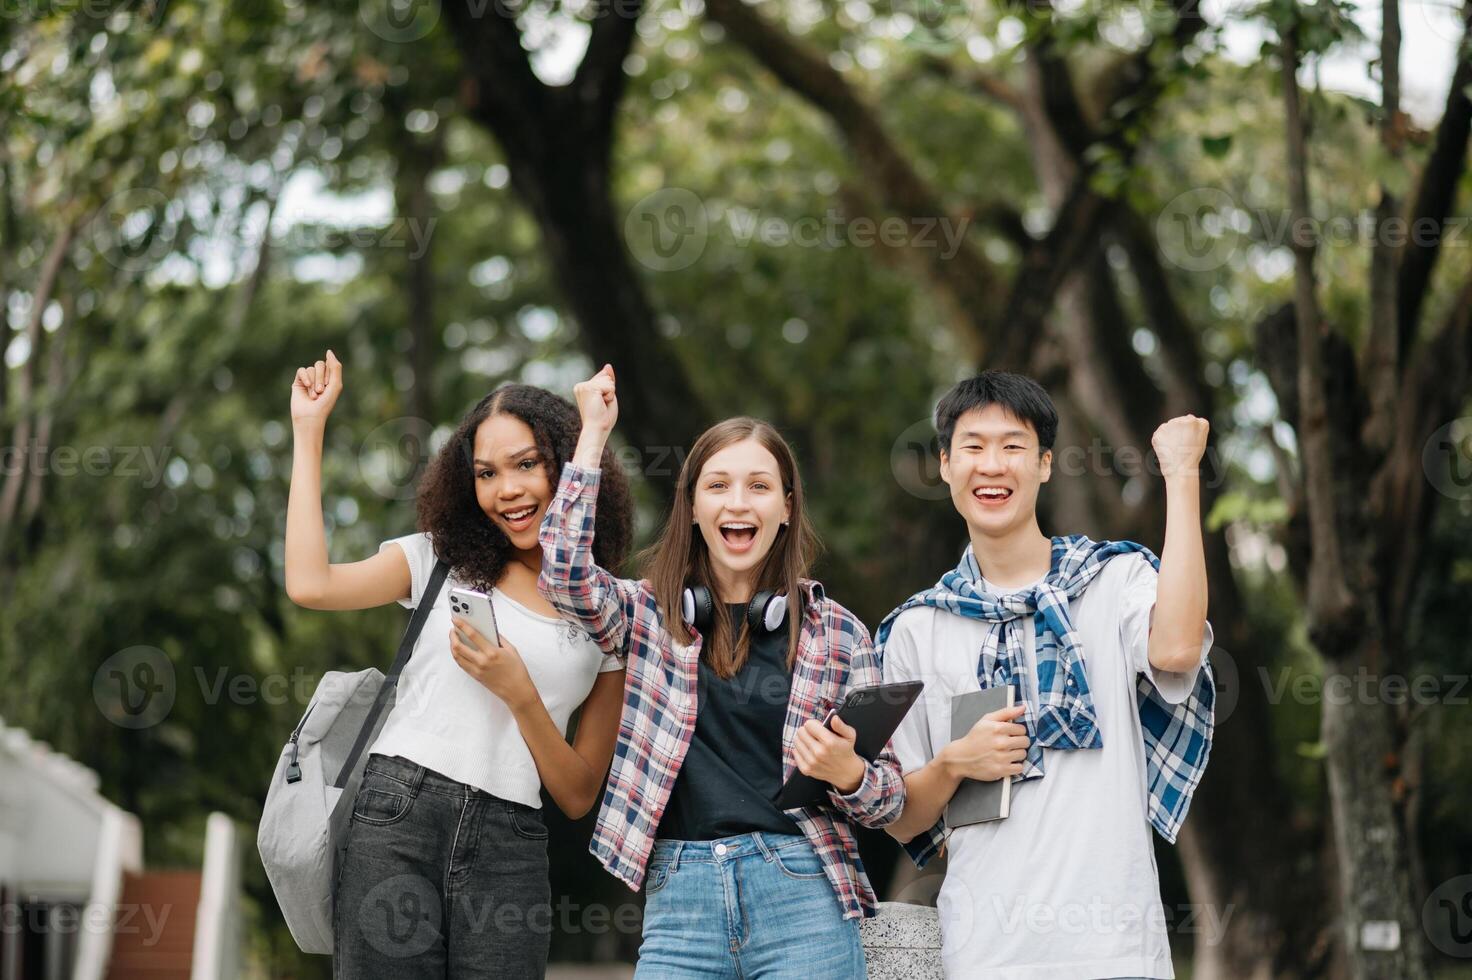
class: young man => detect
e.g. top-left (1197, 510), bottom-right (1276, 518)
top-left (878, 371), bottom-right (1215, 980)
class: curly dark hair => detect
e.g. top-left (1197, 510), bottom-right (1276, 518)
top-left (415, 384), bottom-right (633, 591)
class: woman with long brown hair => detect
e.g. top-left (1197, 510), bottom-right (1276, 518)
top-left (537, 365), bottom-right (906, 978)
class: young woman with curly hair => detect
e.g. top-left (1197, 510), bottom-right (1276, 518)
top-left (284, 350), bottom-right (633, 979)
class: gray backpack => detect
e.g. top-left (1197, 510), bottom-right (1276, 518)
top-left (257, 561), bottom-right (449, 954)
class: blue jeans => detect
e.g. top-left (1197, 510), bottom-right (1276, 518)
top-left (634, 832), bottom-right (866, 979)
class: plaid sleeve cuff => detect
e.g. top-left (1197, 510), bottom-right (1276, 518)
top-left (826, 756), bottom-right (903, 827)
top-left (559, 462), bottom-right (602, 496)
top-left (902, 820), bottom-right (946, 869)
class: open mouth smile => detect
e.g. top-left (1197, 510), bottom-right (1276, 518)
top-left (500, 504), bottom-right (539, 532)
top-left (972, 486), bottom-right (1014, 507)
top-left (718, 521), bottom-right (759, 553)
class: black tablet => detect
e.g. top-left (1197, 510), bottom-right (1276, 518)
top-left (776, 680), bottom-right (925, 809)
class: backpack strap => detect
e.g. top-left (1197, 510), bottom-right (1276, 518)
top-left (332, 559), bottom-right (451, 789)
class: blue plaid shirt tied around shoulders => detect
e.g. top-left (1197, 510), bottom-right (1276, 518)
top-left (875, 535), bottom-right (1215, 868)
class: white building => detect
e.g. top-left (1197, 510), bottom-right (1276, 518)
top-left (0, 720), bottom-right (241, 980)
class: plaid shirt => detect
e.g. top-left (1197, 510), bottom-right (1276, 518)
top-left (876, 537), bottom-right (1216, 868)
top-left (537, 463), bottom-right (906, 920)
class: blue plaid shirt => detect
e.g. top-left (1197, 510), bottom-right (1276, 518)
top-left (876, 536), bottom-right (1215, 867)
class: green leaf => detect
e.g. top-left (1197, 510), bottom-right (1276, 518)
top-left (1201, 134), bottom-right (1234, 159)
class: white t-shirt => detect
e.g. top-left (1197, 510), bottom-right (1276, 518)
top-left (369, 532), bottom-right (622, 809)
top-left (883, 553), bottom-right (1213, 980)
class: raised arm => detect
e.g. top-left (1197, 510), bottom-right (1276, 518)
top-left (536, 365), bottom-right (640, 654)
top-left (1147, 415), bottom-right (1211, 673)
top-left (284, 350), bottom-right (411, 610)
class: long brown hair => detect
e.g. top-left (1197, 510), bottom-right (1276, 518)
top-left (639, 418), bottom-right (821, 679)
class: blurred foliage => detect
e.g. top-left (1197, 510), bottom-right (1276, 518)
top-left (1, 0), bottom-right (1469, 974)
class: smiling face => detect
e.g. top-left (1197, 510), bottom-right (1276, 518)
top-left (692, 438), bottom-right (792, 598)
top-left (940, 404), bottom-right (1052, 539)
top-left (471, 413), bottom-right (554, 555)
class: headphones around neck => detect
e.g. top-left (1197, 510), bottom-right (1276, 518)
top-left (681, 585), bottom-right (788, 635)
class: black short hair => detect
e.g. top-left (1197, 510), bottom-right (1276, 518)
top-left (935, 370), bottom-right (1059, 454)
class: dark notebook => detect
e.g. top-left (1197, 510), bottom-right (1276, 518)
top-left (944, 686), bottom-right (1016, 827)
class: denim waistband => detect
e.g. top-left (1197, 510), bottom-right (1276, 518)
top-left (649, 832), bottom-right (811, 872)
top-left (364, 752), bottom-right (532, 807)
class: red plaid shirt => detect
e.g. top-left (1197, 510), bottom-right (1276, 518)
top-left (537, 463), bottom-right (906, 919)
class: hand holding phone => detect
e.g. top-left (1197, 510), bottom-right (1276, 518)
top-left (448, 588), bottom-right (500, 648)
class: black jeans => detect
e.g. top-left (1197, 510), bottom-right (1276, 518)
top-left (333, 753), bottom-right (551, 979)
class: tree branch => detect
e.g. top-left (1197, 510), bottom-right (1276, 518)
top-left (0, 221), bottom-right (74, 534)
top-left (1363, 0), bottom-right (1405, 455)
top-left (571, 0), bottom-right (645, 155)
top-left (910, 55), bottom-right (1026, 112)
top-left (1380, 278), bottom-right (1472, 638)
top-left (1395, 1), bottom-right (1472, 362)
top-left (703, 0), bottom-right (1004, 364)
top-left (1279, 23), bottom-right (1358, 639)
top-left (443, 0), bottom-right (550, 157)
top-left (1109, 206), bottom-right (1212, 414)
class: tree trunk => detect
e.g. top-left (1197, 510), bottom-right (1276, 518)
top-left (392, 125), bottom-right (443, 426)
top-left (443, 0), bottom-right (707, 502)
top-left (1320, 642), bottom-right (1429, 979)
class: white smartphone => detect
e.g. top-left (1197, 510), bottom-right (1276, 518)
top-left (448, 587), bottom-right (500, 648)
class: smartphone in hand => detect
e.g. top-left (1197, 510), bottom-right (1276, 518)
top-left (449, 587), bottom-right (500, 648)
